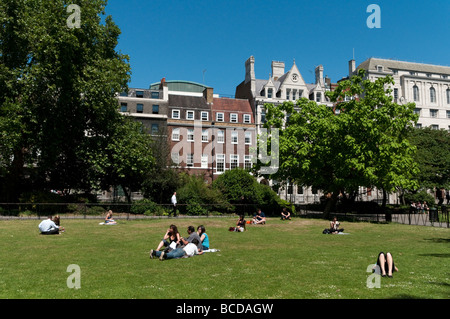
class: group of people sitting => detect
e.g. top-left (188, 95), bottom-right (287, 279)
top-left (149, 224), bottom-right (209, 261)
top-left (410, 201), bottom-right (430, 214)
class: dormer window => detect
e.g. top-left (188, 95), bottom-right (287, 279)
top-left (376, 65), bottom-right (383, 72)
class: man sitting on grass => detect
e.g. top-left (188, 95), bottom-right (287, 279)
top-left (252, 209), bottom-right (266, 225)
top-left (38, 216), bottom-right (64, 235)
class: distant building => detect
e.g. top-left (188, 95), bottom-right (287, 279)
top-left (118, 79), bottom-right (255, 186)
top-left (349, 57), bottom-right (450, 131)
top-left (235, 56), bottom-right (337, 204)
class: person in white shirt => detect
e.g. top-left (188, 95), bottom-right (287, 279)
top-left (171, 192), bottom-right (177, 217)
top-left (38, 216), bottom-right (62, 235)
top-left (151, 238), bottom-right (203, 260)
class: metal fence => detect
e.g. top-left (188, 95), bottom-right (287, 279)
top-left (0, 202), bottom-right (448, 228)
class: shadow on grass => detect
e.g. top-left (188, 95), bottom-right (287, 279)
top-left (423, 238), bottom-right (450, 244)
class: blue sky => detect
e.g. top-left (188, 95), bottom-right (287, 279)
top-left (105, 0), bottom-right (450, 96)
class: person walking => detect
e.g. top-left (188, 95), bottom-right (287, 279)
top-left (171, 192), bottom-right (177, 217)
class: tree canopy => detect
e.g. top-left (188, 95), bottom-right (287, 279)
top-left (258, 70), bottom-right (419, 217)
top-left (0, 0), bottom-right (152, 201)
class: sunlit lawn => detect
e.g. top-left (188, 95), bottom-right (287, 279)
top-left (0, 217), bottom-right (448, 299)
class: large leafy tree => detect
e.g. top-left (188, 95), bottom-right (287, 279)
top-left (408, 127), bottom-right (450, 190)
top-left (260, 70), bottom-right (419, 219)
top-left (0, 0), bottom-right (149, 201)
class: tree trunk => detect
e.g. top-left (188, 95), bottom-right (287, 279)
top-left (323, 190), bottom-right (339, 220)
top-left (383, 189), bottom-right (391, 222)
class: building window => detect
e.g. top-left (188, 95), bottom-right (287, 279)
top-left (447, 110), bottom-right (450, 119)
top-left (413, 85), bottom-right (419, 102)
top-left (430, 109), bottom-right (438, 118)
top-left (230, 155), bottom-right (238, 169)
top-left (230, 113), bottom-right (238, 123)
top-left (120, 103), bottom-right (127, 112)
top-left (151, 124), bottom-right (159, 135)
top-left (316, 92), bottom-right (321, 102)
top-left (393, 88), bottom-right (398, 99)
top-left (186, 110), bottom-right (195, 120)
top-left (268, 88), bottom-right (273, 98)
top-left (216, 112), bottom-right (224, 122)
top-left (430, 87), bottom-right (436, 103)
top-left (202, 129), bottom-right (208, 142)
top-left (231, 131), bottom-right (238, 144)
top-left (152, 105), bottom-right (159, 114)
top-left (244, 155), bottom-right (252, 170)
top-left (217, 130), bottom-right (224, 143)
top-left (392, 69), bottom-right (398, 75)
top-left (414, 108), bottom-right (421, 115)
top-left (297, 185), bottom-right (304, 195)
top-left (187, 129), bottom-right (194, 142)
top-left (292, 89), bottom-right (297, 100)
top-left (243, 114), bottom-right (251, 123)
top-left (286, 89), bottom-right (290, 100)
top-left (172, 109), bottom-right (180, 119)
top-left (172, 128), bottom-right (180, 141)
top-left (201, 155), bottom-right (208, 168)
top-left (431, 125), bottom-right (439, 130)
top-left (415, 123), bottom-right (422, 129)
top-left (151, 91), bottom-right (159, 99)
top-left (447, 89), bottom-right (450, 104)
top-left (201, 111), bottom-right (208, 121)
top-left (137, 103), bottom-right (143, 113)
top-left (136, 90), bottom-right (144, 98)
top-left (216, 154), bottom-right (225, 173)
top-left (186, 153), bottom-right (194, 167)
top-left (261, 111), bottom-right (266, 124)
top-left (245, 131), bottom-right (251, 145)
top-left (377, 65), bottom-right (383, 72)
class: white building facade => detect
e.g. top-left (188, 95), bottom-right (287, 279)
top-left (353, 57), bottom-right (450, 131)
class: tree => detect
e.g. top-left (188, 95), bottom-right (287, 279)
top-left (408, 127), bottom-right (450, 190)
top-left (0, 0), bottom-right (132, 200)
top-left (91, 117), bottom-right (155, 203)
top-left (260, 70), bottom-right (419, 219)
top-left (212, 168), bottom-right (291, 216)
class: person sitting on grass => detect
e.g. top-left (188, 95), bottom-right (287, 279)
top-left (329, 216), bottom-right (344, 234)
top-left (280, 208), bottom-right (291, 220)
top-left (104, 210), bottom-right (117, 225)
top-left (197, 225), bottom-right (209, 251)
top-left (155, 224), bottom-right (181, 252)
top-left (38, 216), bottom-right (64, 235)
top-left (252, 209), bottom-right (266, 225)
top-left (373, 252), bottom-right (399, 278)
top-left (150, 238), bottom-right (203, 260)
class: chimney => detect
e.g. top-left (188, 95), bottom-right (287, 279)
top-left (349, 59), bottom-right (356, 76)
top-left (315, 65), bottom-right (324, 86)
top-left (245, 56), bottom-right (255, 84)
top-left (203, 87), bottom-right (213, 104)
top-left (271, 61), bottom-right (285, 81)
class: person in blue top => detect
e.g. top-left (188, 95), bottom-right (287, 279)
top-left (252, 209), bottom-right (266, 225)
top-left (197, 225), bottom-right (209, 251)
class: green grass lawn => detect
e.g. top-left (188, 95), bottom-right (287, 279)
top-left (0, 217), bottom-right (448, 299)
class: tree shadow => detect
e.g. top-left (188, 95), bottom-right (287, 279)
top-left (423, 238), bottom-right (450, 244)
